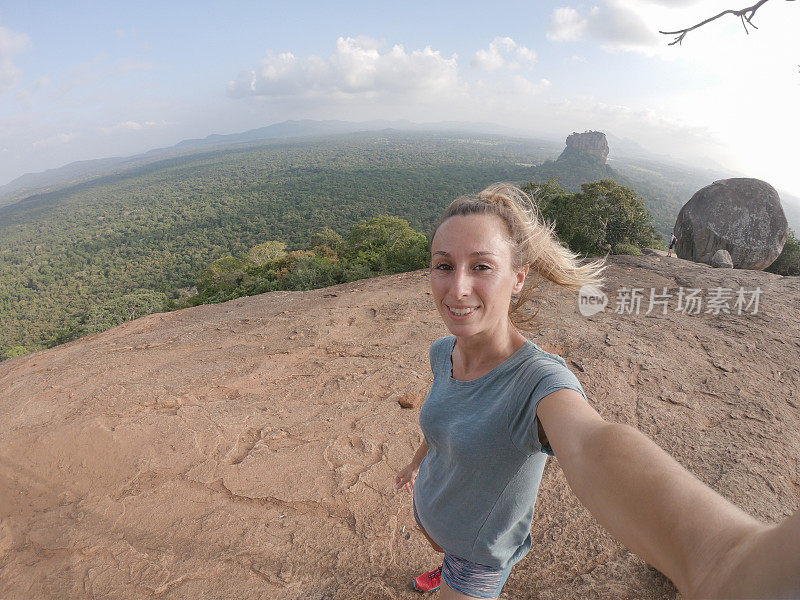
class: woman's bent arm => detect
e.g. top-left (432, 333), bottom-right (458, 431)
top-left (395, 439), bottom-right (429, 494)
top-left (537, 389), bottom-right (800, 599)
top-left (410, 438), bottom-right (429, 469)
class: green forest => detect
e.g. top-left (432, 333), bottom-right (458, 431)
top-left (40, 178), bottom-right (659, 353)
top-left (0, 132), bottom-right (555, 359)
top-left (1, 130), bottom-right (792, 362)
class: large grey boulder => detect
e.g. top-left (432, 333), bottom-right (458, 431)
top-left (674, 178), bottom-right (787, 270)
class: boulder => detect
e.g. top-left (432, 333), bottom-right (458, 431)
top-left (674, 178), bottom-right (787, 270)
top-left (710, 249), bottom-right (733, 268)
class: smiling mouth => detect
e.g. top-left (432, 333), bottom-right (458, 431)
top-left (447, 306), bottom-right (478, 317)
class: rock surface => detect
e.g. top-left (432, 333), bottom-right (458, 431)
top-left (558, 131), bottom-right (609, 163)
top-left (711, 249), bottom-right (734, 268)
top-left (1, 256), bottom-right (799, 600)
top-left (675, 178), bottom-right (787, 270)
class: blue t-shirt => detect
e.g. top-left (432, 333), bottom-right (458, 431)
top-left (413, 335), bottom-right (588, 570)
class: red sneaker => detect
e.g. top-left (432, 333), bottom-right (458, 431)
top-left (412, 565), bottom-right (442, 592)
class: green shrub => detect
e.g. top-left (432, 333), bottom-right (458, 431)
top-left (187, 214), bottom-right (430, 307)
top-left (526, 178), bottom-right (660, 257)
top-left (196, 255), bottom-right (249, 293)
top-left (278, 255), bottom-right (344, 290)
top-left (306, 227), bottom-right (345, 254)
top-left (81, 289), bottom-right (170, 335)
top-left (613, 243), bottom-right (643, 256)
top-left (346, 215), bottom-right (429, 273)
top-left (246, 241), bottom-right (287, 266)
top-left (3, 345), bottom-right (30, 359)
top-left (766, 228), bottom-right (800, 276)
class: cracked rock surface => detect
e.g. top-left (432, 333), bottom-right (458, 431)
top-left (1, 256), bottom-right (799, 599)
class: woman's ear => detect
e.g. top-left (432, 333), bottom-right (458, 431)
top-left (513, 264), bottom-right (530, 294)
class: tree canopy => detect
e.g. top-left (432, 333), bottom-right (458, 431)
top-left (525, 178), bottom-right (661, 256)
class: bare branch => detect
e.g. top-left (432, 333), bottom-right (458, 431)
top-left (658, 0), bottom-right (792, 46)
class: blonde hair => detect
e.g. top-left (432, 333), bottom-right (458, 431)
top-left (433, 183), bottom-right (607, 330)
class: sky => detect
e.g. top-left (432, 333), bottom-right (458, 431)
top-left (1, 0), bottom-right (798, 196)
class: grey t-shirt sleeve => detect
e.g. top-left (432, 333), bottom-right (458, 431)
top-left (507, 355), bottom-right (588, 457)
top-left (429, 337), bottom-right (449, 377)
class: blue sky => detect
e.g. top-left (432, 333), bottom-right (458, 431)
top-left (1, 0), bottom-right (798, 196)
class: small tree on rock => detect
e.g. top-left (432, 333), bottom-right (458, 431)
top-left (765, 228), bottom-right (800, 276)
top-left (530, 179), bottom-right (660, 256)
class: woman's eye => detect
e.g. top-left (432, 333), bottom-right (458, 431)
top-left (475, 264), bottom-right (491, 271)
top-left (433, 263), bottom-right (453, 270)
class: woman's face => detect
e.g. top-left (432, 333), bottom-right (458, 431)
top-left (430, 214), bottom-right (528, 340)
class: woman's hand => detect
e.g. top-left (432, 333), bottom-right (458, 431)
top-left (395, 462), bottom-right (419, 494)
top-left (396, 439), bottom-right (428, 494)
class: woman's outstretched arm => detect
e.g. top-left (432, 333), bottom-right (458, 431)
top-left (536, 388), bottom-right (800, 599)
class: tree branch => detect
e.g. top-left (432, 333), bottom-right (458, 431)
top-left (659, 0), bottom-right (793, 46)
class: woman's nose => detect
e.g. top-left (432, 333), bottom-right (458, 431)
top-left (451, 268), bottom-right (471, 298)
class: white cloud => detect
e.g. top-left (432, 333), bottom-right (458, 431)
top-left (32, 132), bottom-right (78, 149)
top-left (100, 120), bottom-right (173, 134)
top-left (471, 37), bottom-right (537, 72)
top-left (590, 2), bottom-right (659, 48)
top-left (0, 19), bottom-right (31, 93)
top-left (228, 36), bottom-right (459, 99)
top-left (547, 1), bottom-right (660, 55)
top-left (547, 8), bottom-right (588, 42)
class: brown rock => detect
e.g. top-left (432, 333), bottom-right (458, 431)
top-left (397, 392), bottom-right (422, 409)
top-left (1, 258), bottom-right (798, 599)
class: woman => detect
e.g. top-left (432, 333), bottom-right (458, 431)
top-left (395, 184), bottom-right (799, 600)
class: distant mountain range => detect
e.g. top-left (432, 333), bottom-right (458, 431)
top-left (0, 120), bottom-right (544, 209)
top-left (2, 119), bottom-right (798, 232)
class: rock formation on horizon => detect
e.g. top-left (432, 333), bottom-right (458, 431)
top-left (529, 130), bottom-right (617, 193)
top-left (2, 256), bottom-right (799, 599)
top-left (557, 130), bottom-right (609, 163)
top-left (675, 177), bottom-right (787, 270)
